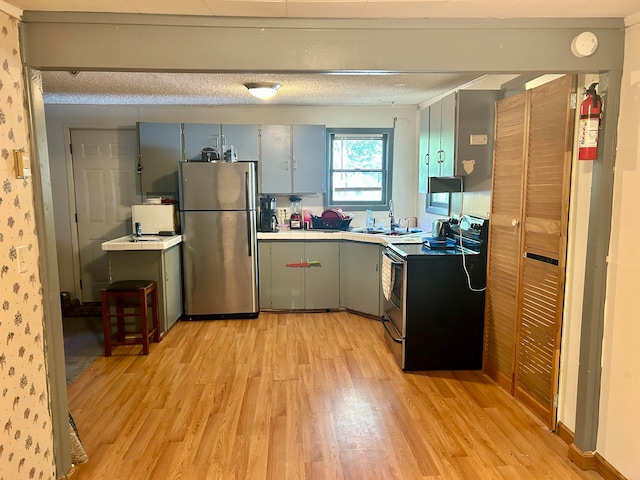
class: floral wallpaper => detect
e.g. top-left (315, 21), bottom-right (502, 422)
top-left (0, 10), bottom-right (56, 480)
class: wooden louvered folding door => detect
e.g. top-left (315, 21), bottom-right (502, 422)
top-left (483, 93), bottom-right (528, 391)
top-left (484, 75), bottom-right (575, 429)
top-left (515, 75), bottom-right (575, 427)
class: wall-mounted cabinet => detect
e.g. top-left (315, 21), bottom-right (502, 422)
top-left (138, 122), bottom-right (182, 194)
top-left (260, 124), bottom-right (326, 194)
top-left (418, 106), bottom-right (429, 194)
top-left (184, 123), bottom-right (259, 161)
top-left (428, 92), bottom-right (456, 179)
top-left (183, 123), bottom-right (221, 161)
top-left (222, 124), bottom-right (260, 161)
top-left (418, 90), bottom-right (499, 195)
top-left (138, 122), bottom-right (324, 196)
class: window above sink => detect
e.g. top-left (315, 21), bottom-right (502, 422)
top-left (326, 128), bottom-right (394, 211)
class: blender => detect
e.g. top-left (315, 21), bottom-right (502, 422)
top-left (289, 195), bottom-right (303, 229)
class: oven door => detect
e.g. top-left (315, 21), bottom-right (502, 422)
top-left (381, 247), bottom-right (406, 368)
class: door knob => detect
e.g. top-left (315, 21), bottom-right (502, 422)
top-left (512, 218), bottom-right (520, 228)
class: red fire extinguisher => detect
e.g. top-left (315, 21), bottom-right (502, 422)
top-left (578, 82), bottom-right (602, 160)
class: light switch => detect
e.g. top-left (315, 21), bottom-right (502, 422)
top-left (17, 245), bottom-right (27, 274)
top-left (14, 150), bottom-right (31, 179)
top-left (469, 134), bottom-right (488, 146)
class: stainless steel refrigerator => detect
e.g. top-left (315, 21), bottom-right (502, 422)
top-left (179, 161), bottom-right (259, 318)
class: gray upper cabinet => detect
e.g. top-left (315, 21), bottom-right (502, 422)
top-left (183, 123), bottom-right (221, 161)
top-left (138, 122), bottom-right (183, 195)
top-left (221, 124), bottom-right (260, 161)
top-left (260, 124), bottom-right (326, 194)
top-left (418, 106), bottom-right (430, 194)
top-left (419, 90), bottom-right (499, 192)
top-left (260, 124), bottom-right (292, 194)
top-left (429, 92), bottom-right (456, 178)
top-left (292, 124), bottom-right (326, 194)
top-left (454, 90), bottom-right (500, 191)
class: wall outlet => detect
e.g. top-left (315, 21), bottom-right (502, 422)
top-left (276, 208), bottom-right (290, 225)
top-left (469, 134), bottom-right (488, 145)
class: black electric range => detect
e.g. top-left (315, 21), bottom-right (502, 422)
top-left (381, 215), bottom-right (489, 371)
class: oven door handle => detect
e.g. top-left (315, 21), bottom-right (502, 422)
top-left (381, 315), bottom-right (403, 344)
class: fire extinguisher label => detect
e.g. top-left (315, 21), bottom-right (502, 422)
top-left (578, 118), bottom-right (599, 148)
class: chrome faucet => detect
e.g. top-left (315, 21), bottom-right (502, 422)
top-left (389, 199), bottom-right (399, 231)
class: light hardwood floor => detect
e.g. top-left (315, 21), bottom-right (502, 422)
top-left (68, 311), bottom-right (601, 479)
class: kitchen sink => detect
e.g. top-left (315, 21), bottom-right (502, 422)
top-left (351, 227), bottom-right (420, 236)
top-left (130, 235), bottom-right (163, 242)
top-left (382, 230), bottom-right (415, 236)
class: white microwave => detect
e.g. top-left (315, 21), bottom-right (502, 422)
top-left (131, 204), bottom-right (177, 235)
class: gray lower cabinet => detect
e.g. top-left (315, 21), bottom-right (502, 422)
top-left (106, 244), bottom-right (183, 335)
top-left (259, 241), bottom-right (340, 310)
top-left (258, 241), bottom-right (272, 309)
top-left (339, 242), bottom-right (381, 316)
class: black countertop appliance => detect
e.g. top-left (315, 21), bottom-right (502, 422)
top-left (259, 195), bottom-right (278, 232)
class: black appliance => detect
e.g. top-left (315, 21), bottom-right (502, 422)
top-left (381, 215), bottom-right (489, 371)
top-left (259, 195), bottom-right (278, 232)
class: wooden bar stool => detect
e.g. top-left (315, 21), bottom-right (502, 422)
top-left (101, 280), bottom-right (160, 356)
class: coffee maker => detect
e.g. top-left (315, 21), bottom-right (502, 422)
top-left (259, 195), bottom-right (279, 232)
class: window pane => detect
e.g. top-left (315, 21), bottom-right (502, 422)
top-left (326, 128), bottom-right (393, 208)
top-left (332, 171), bottom-right (383, 202)
top-left (332, 138), bottom-right (384, 170)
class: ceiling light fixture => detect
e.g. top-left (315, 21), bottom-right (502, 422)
top-left (245, 82), bottom-right (280, 99)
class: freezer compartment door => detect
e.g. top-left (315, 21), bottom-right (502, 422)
top-left (179, 161), bottom-right (256, 211)
top-left (182, 210), bottom-right (258, 316)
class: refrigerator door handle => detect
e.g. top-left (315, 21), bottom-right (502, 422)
top-left (245, 171), bottom-right (252, 257)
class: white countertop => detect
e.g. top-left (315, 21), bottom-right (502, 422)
top-left (257, 229), bottom-right (426, 245)
top-left (101, 235), bottom-right (183, 251)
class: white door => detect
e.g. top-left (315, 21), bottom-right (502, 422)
top-left (71, 129), bottom-right (140, 302)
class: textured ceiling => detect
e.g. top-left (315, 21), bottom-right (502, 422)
top-left (41, 71), bottom-right (487, 107)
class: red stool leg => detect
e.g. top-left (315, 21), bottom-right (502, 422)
top-left (101, 289), bottom-right (112, 357)
top-left (140, 286), bottom-right (149, 355)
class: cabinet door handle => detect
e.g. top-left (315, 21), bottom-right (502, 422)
top-left (424, 153), bottom-right (429, 166)
top-left (437, 150), bottom-right (445, 163)
top-left (293, 159), bottom-right (298, 170)
top-left (285, 260), bottom-right (320, 267)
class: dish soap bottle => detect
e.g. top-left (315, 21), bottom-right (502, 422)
top-left (365, 210), bottom-right (374, 230)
